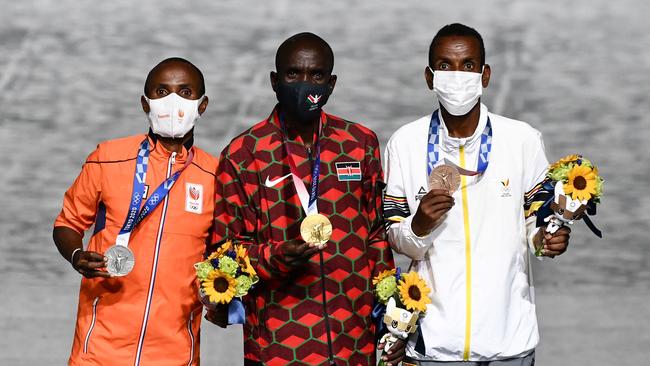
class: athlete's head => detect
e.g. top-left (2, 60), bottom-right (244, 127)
top-left (271, 32), bottom-right (337, 124)
top-left (429, 23), bottom-right (486, 67)
top-left (142, 57), bottom-right (206, 103)
top-left (141, 58), bottom-right (209, 139)
top-left (424, 23), bottom-right (491, 97)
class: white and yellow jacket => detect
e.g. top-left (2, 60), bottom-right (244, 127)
top-left (383, 104), bottom-right (548, 362)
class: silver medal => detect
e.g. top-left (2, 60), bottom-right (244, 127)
top-left (105, 245), bottom-right (135, 276)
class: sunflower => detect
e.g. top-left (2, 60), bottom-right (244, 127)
top-left (549, 154), bottom-right (581, 171)
top-left (235, 244), bottom-right (257, 276)
top-left (202, 269), bottom-right (237, 304)
top-left (397, 272), bottom-right (431, 312)
top-left (235, 244), bottom-right (247, 260)
top-left (372, 269), bottom-right (396, 285)
top-left (207, 241), bottom-right (233, 261)
top-left (564, 165), bottom-right (597, 202)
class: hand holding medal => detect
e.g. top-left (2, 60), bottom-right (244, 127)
top-left (411, 187), bottom-right (455, 237)
top-left (300, 213), bottom-right (332, 249)
top-left (410, 165), bottom-right (460, 236)
top-left (71, 249), bottom-right (112, 278)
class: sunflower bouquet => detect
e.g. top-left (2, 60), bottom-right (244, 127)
top-left (525, 154), bottom-right (603, 255)
top-left (195, 241), bottom-right (258, 324)
top-left (372, 268), bottom-right (431, 365)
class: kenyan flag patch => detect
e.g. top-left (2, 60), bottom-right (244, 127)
top-left (335, 162), bottom-right (362, 181)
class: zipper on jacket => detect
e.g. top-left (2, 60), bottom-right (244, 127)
top-left (186, 309), bottom-right (196, 366)
top-left (459, 146), bottom-right (472, 361)
top-left (83, 297), bottom-right (100, 353)
top-left (319, 251), bottom-right (336, 365)
top-left (134, 152), bottom-right (175, 366)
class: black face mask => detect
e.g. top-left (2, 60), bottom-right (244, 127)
top-left (276, 81), bottom-right (331, 123)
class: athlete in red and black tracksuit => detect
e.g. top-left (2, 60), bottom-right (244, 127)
top-left (211, 107), bottom-right (394, 366)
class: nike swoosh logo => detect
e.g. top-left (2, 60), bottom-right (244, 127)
top-left (264, 173), bottom-right (292, 188)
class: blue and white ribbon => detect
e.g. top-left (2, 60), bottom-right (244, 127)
top-left (427, 110), bottom-right (492, 176)
top-left (115, 138), bottom-right (193, 247)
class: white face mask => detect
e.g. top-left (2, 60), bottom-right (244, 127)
top-left (145, 93), bottom-right (204, 138)
top-left (431, 68), bottom-right (483, 116)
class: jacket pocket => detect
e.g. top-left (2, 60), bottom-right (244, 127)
top-left (83, 297), bottom-right (100, 354)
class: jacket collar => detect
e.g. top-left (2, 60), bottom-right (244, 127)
top-left (148, 129), bottom-right (194, 151)
top-left (438, 103), bottom-right (489, 151)
top-left (146, 130), bottom-right (193, 162)
top-left (268, 104), bottom-right (329, 141)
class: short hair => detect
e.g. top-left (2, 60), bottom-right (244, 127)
top-left (428, 23), bottom-right (485, 66)
top-left (275, 32), bottom-right (334, 74)
top-left (144, 57), bottom-right (205, 95)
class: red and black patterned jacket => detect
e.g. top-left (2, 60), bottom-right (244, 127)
top-left (210, 107), bottom-right (394, 366)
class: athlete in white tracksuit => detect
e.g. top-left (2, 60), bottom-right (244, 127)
top-left (382, 23), bottom-right (571, 365)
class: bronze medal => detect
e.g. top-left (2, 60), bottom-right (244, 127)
top-left (428, 164), bottom-right (461, 194)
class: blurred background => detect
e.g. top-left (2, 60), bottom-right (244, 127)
top-left (0, 0), bottom-right (648, 364)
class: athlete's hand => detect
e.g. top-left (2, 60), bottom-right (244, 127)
top-left (72, 251), bottom-right (112, 278)
top-left (378, 338), bottom-right (407, 366)
top-left (276, 239), bottom-right (320, 268)
top-left (411, 189), bottom-right (455, 237)
top-left (536, 226), bottom-right (571, 258)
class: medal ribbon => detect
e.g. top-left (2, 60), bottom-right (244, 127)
top-left (279, 112), bottom-right (322, 216)
top-left (427, 109), bottom-right (492, 176)
top-left (116, 138), bottom-right (194, 247)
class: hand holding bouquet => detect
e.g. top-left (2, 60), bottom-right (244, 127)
top-left (373, 268), bottom-right (432, 366)
top-left (195, 241), bottom-right (258, 326)
top-left (525, 154), bottom-right (603, 256)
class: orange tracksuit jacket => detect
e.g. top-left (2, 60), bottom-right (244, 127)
top-left (54, 133), bottom-right (217, 366)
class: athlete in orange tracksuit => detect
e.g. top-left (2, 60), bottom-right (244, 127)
top-left (53, 58), bottom-right (218, 366)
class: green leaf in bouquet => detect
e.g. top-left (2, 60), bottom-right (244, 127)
top-left (195, 261), bottom-right (214, 281)
top-left (235, 275), bottom-right (254, 297)
top-left (218, 256), bottom-right (239, 277)
top-left (376, 276), bottom-right (397, 303)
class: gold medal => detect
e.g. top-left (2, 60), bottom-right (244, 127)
top-left (428, 164), bottom-right (461, 194)
top-left (300, 213), bottom-right (332, 248)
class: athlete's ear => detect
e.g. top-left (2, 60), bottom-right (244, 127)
top-left (270, 71), bottom-right (278, 93)
top-left (327, 74), bottom-right (337, 94)
top-left (482, 64), bottom-right (491, 88)
top-left (141, 95), bottom-right (150, 114)
top-left (425, 66), bottom-right (434, 90)
top-left (198, 96), bottom-right (209, 116)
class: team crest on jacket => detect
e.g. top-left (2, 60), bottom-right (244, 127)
top-left (335, 162), bottom-right (362, 181)
top-left (185, 183), bottom-right (203, 213)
